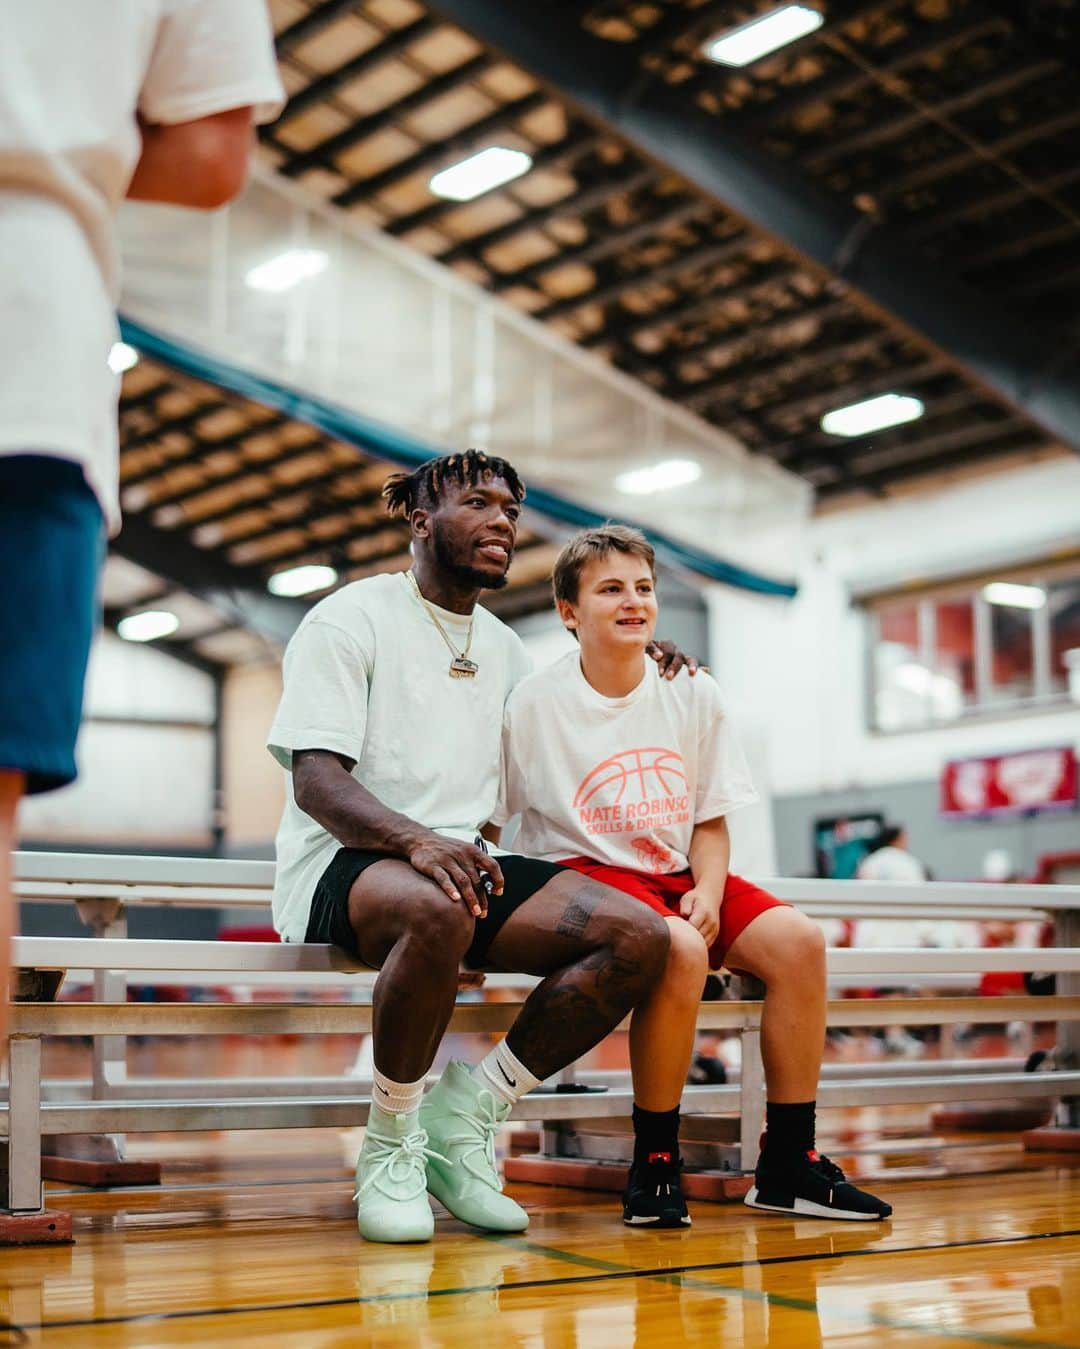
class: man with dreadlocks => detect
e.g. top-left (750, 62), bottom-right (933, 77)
top-left (267, 450), bottom-right (692, 1245)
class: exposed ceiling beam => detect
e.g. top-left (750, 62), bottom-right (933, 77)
top-left (426, 0), bottom-right (1080, 455)
top-left (273, 15), bottom-right (438, 121)
top-left (332, 89), bottom-right (547, 209)
top-left (735, 14), bottom-right (1003, 134)
top-left (494, 195), bottom-right (714, 292)
top-left (114, 510), bottom-right (306, 647)
top-left (802, 60), bottom-right (1058, 170)
top-left (279, 53), bottom-right (493, 179)
top-left (777, 385), bottom-right (984, 467)
top-left (274, 0), bottom-right (378, 56)
top-left (817, 435), bottom-right (1047, 500)
top-left (681, 328), bottom-right (896, 412)
top-left (536, 231), bottom-right (747, 321)
top-left (597, 261), bottom-right (813, 352)
top-left (611, 295), bottom-right (856, 380)
top-left (906, 164), bottom-right (1080, 243)
top-left (386, 125), bottom-right (603, 238)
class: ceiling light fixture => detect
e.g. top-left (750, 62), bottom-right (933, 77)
top-left (245, 248), bottom-right (329, 294)
top-left (703, 4), bottom-right (824, 67)
top-left (117, 610), bottom-right (180, 643)
top-left (615, 458), bottom-right (702, 495)
top-left (429, 146), bottom-right (533, 202)
top-left (267, 564), bottom-right (338, 597)
top-left (982, 581), bottom-right (1046, 610)
top-left (108, 341), bottom-right (139, 374)
top-left (820, 393), bottom-right (925, 437)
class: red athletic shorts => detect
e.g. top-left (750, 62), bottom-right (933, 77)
top-left (559, 858), bottom-right (787, 973)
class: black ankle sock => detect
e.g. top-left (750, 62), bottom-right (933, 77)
top-left (632, 1104), bottom-right (680, 1164)
top-left (762, 1101), bottom-right (816, 1162)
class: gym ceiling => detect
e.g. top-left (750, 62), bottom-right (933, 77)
top-left (112, 0), bottom-right (1080, 664)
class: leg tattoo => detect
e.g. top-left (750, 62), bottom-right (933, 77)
top-left (507, 947), bottom-right (650, 1079)
top-left (555, 886), bottom-right (599, 940)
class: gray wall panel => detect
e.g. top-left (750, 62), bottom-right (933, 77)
top-left (773, 781), bottom-right (1079, 880)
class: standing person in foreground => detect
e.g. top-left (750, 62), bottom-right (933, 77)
top-left (268, 452), bottom-right (690, 1245)
top-left (0, 1), bottom-right (284, 1045)
top-left (495, 525), bottom-right (893, 1227)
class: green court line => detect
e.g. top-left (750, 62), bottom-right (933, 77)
top-left (484, 1229), bottom-right (1080, 1349)
top-left (19, 1225), bottom-right (1079, 1340)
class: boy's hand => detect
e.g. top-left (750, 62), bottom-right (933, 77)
top-left (647, 639), bottom-right (708, 680)
top-left (680, 887), bottom-right (721, 947)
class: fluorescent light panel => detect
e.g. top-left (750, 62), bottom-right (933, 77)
top-left (703, 4), bottom-right (823, 67)
top-left (108, 341), bottom-right (139, 374)
top-left (117, 610), bottom-right (179, 642)
top-left (982, 582), bottom-right (1046, 610)
top-left (268, 564), bottom-right (338, 597)
top-left (820, 393), bottom-right (925, 437)
top-left (245, 248), bottom-right (329, 294)
top-left (429, 146), bottom-right (532, 202)
top-left (616, 458), bottom-right (702, 495)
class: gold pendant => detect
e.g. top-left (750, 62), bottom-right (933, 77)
top-left (449, 657), bottom-right (479, 678)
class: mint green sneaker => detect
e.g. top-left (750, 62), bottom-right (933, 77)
top-left (353, 1113), bottom-right (443, 1243)
top-left (419, 1061), bottom-right (528, 1233)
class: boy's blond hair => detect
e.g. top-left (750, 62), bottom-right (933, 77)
top-left (552, 524), bottom-right (656, 606)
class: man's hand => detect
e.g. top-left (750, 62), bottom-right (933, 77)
top-left (407, 833), bottom-right (503, 918)
top-left (680, 887), bottom-right (721, 947)
top-left (647, 639), bottom-right (708, 681)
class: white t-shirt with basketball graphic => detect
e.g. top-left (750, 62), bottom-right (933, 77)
top-left (495, 652), bottom-right (758, 872)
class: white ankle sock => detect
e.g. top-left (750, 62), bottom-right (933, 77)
top-left (371, 1067), bottom-right (426, 1122)
top-left (472, 1040), bottom-right (542, 1108)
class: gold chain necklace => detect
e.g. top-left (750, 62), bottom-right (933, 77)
top-left (405, 570), bottom-right (479, 678)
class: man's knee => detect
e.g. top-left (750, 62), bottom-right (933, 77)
top-left (350, 876), bottom-right (474, 963)
top-left (601, 898), bottom-right (670, 984)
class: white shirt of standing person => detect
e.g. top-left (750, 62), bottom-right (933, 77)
top-left (856, 846), bottom-right (928, 884)
top-left (266, 573), bottom-right (533, 944)
top-left (0, 0), bottom-right (284, 530)
top-left (494, 651), bottom-right (758, 872)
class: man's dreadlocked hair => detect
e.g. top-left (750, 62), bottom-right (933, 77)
top-left (382, 450), bottom-right (525, 519)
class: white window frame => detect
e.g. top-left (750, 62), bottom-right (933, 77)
top-left (865, 559), bottom-right (1080, 733)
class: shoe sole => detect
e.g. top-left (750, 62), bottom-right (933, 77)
top-left (744, 1187), bottom-right (891, 1221)
top-left (623, 1213), bottom-right (692, 1228)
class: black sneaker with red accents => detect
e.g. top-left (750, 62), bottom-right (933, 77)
top-left (623, 1151), bottom-right (691, 1228)
top-left (745, 1149), bottom-right (892, 1222)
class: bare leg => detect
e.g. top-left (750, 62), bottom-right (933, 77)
top-left (0, 769), bottom-right (24, 1050)
top-left (629, 918), bottom-right (709, 1111)
top-left (483, 871), bottom-right (670, 1080)
top-left (345, 859), bottom-right (475, 1083)
top-left (724, 906), bottom-right (827, 1102)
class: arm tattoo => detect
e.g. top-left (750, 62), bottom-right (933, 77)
top-left (555, 887), bottom-right (599, 939)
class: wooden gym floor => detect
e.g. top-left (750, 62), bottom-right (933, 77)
top-left (1, 1121), bottom-right (1078, 1347)
top-left (3, 1037), bottom-right (1078, 1346)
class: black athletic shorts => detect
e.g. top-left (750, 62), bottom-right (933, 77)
top-left (304, 847), bottom-right (566, 969)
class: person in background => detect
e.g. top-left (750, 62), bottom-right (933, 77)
top-left (0, 2), bottom-right (284, 1047)
top-left (856, 823), bottom-right (932, 1056)
top-left (856, 825), bottom-right (927, 885)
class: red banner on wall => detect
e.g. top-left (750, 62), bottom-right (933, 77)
top-left (940, 746), bottom-right (1078, 818)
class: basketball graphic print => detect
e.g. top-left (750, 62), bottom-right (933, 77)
top-left (573, 747), bottom-right (691, 867)
top-left (574, 747), bottom-right (688, 807)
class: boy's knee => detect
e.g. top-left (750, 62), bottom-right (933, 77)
top-left (773, 910), bottom-right (826, 979)
top-left (665, 920), bottom-right (709, 985)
